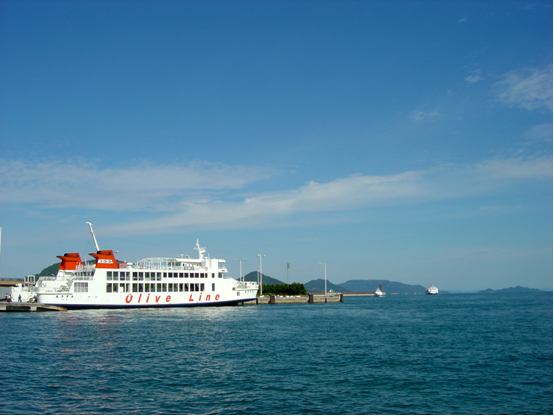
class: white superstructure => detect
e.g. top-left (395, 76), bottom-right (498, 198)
top-left (374, 283), bottom-right (385, 297)
top-left (426, 284), bottom-right (439, 295)
top-left (34, 223), bottom-right (258, 309)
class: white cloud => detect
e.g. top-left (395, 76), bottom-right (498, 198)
top-left (464, 70), bottom-right (485, 84)
top-left (410, 111), bottom-right (438, 121)
top-left (494, 65), bottom-right (553, 111)
top-left (108, 155), bottom-right (552, 235)
top-left (1, 155), bottom-right (551, 236)
top-left (522, 123), bottom-right (553, 143)
top-left (0, 159), bottom-right (274, 210)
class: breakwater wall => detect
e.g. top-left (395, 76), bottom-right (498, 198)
top-left (244, 293), bottom-right (343, 305)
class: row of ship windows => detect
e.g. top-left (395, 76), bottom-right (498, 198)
top-left (106, 282), bottom-right (213, 293)
top-left (106, 271), bottom-right (222, 281)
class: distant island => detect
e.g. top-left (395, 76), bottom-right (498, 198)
top-left (478, 286), bottom-right (543, 294)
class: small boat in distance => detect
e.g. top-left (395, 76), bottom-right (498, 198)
top-left (426, 284), bottom-right (439, 295)
top-left (374, 284), bottom-right (385, 297)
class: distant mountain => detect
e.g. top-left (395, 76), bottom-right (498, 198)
top-left (339, 279), bottom-right (428, 295)
top-left (304, 279), bottom-right (348, 293)
top-left (243, 271), bottom-right (284, 286)
top-left (37, 262), bottom-right (60, 277)
top-left (478, 286), bottom-right (542, 294)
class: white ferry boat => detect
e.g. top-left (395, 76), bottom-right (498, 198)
top-left (426, 284), bottom-right (439, 295)
top-left (374, 284), bottom-right (385, 297)
top-left (34, 223), bottom-right (258, 309)
top-left (9, 275), bottom-right (37, 303)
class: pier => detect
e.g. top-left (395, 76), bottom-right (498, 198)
top-left (0, 302), bottom-right (67, 312)
top-left (245, 293), bottom-right (343, 305)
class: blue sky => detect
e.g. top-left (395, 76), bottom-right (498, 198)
top-left (0, 0), bottom-right (552, 291)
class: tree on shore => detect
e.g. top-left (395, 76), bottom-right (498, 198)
top-left (259, 283), bottom-right (307, 296)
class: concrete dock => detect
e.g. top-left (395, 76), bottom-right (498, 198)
top-left (0, 302), bottom-right (67, 312)
top-left (244, 293), bottom-right (343, 305)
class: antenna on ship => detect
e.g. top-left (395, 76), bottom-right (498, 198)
top-left (86, 222), bottom-right (100, 252)
top-left (194, 238), bottom-right (206, 260)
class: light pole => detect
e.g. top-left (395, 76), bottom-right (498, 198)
top-left (235, 258), bottom-right (246, 281)
top-left (319, 262), bottom-right (327, 298)
top-left (257, 254), bottom-right (265, 295)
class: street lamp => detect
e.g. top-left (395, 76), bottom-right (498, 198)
top-left (319, 262), bottom-right (327, 298)
top-left (257, 254), bottom-right (265, 295)
top-left (235, 258), bottom-right (246, 281)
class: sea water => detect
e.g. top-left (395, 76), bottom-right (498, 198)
top-left (0, 293), bottom-right (552, 415)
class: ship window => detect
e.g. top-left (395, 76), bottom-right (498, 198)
top-left (179, 273), bottom-right (184, 278)
top-left (185, 273), bottom-right (189, 277)
top-left (120, 283), bottom-right (126, 292)
top-left (138, 283), bottom-right (144, 292)
top-left (212, 273), bottom-right (215, 278)
top-left (200, 283), bottom-right (205, 292)
top-left (162, 284), bottom-right (167, 292)
top-left (133, 272), bottom-right (138, 280)
top-left (218, 273), bottom-right (222, 278)
top-left (113, 271), bottom-right (118, 278)
top-left (156, 283), bottom-right (161, 292)
top-left (106, 283), bottom-right (113, 293)
top-left (179, 283), bottom-right (183, 292)
top-left (184, 283), bottom-right (189, 292)
top-left (132, 283), bottom-right (137, 292)
top-left (195, 283), bottom-right (200, 292)
top-left (120, 274), bottom-right (125, 281)
top-left (163, 272), bottom-right (167, 278)
top-left (168, 283), bottom-right (174, 292)
top-left (157, 273), bottom-right (161, 280)
top-left (195, 273), bottom-right (199, 278)
top-left (139, 272), bottom-right (144, 280)
top-left (145, 283), bottom-right (150, 292)
top-left (113, 284), bottom-right (119, 293)
top-left (212, 283), bottom-right (215, 291)
top-left (107, 272), bottom-right (112, 279)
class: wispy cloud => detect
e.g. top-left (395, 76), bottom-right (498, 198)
top-left (410, 111), bottom-right (438, 121)
top-left (0, 159), bottom-right (274, 210)
top-left (494, 65), bottom-right (553, 111)
top-left (1, 155), bottom-right (551, 236)
top-left (521, 123), bottom-right (553, 144)
top-left (464, 69), bottom-right (484, 84)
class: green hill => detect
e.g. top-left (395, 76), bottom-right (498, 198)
top-left (304, 279), bottom-right (348, 293)
top-left (242, 271), bottom-right (284, 285)
top-left (37, 262), bottom-right (61, 277)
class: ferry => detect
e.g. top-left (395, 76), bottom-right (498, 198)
top-left (33, 223), bottom-right (258, 309)
top-left (374, 283), bottom-right (385, 297)
top-left (426, 284), bottom-right (439, 295)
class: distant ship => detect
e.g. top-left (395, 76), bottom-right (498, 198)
top-left (374, 283), bottom-right (385, 297)
top-left (29, 223), bottom-right (258, 309)
top-left (426, 284), bottom-right (439, 295)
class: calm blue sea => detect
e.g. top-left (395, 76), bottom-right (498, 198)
top-left (0, 293), bottom-right (552, 415)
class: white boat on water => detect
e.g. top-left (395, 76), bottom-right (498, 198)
top-left (32, 223), bottom-right (258, 309)
top-left (9, 275), bottom-right (37, 303)
top-left (426, 284), bottom-right (439, 295)
top-left (374, 284), bottom-right (385, 297)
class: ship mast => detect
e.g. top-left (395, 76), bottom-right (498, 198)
top-left (194, 238), bottom-right (206, 260)
top-left (86, 222), bottom-right (100, 252)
